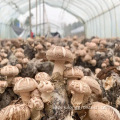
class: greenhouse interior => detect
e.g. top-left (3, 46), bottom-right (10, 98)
top-left (0, 0), bottom-right (120, 120)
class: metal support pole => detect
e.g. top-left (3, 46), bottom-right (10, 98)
top-left (36, 0), bottom-right (38, 36)
top-left (43, 0), bottom-right (45, 36)
top-left (29, 0), bottom-right (31, 37)
top-left (39, 0), bottom-right (41, 36)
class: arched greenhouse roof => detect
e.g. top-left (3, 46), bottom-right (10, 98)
top-left (0, 0), bottom-right (120, 38)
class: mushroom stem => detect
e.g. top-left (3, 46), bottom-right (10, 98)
top-left (7, 77), bottom-right (14, 86)
top-left (31, 110), bottom-right (43, 120)
top-left (0, 81), bottom-right (8, 93)
top-left (41, 92), bottom-right (52, 103)
top-left (71, 93), bottom-right (84, 108)
top-left (20, 92), bottom-right (30, 104)
top-left (53, 60), bottom-right (65, 75)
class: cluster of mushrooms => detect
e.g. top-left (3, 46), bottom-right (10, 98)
top-left (0, 36), bottom-right (120, 120)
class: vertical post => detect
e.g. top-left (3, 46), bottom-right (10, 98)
top-left (29, 0), bottom-right (31, 37)
top-left (39, 0), bottom-right (41, 36)
top-left (36, 0), bottom-right (38, 36)
top-left (43, 0), bottom-right (45, 36)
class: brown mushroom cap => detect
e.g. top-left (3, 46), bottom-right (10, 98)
top-left (92, 38), bottom-right (100, 44)
top-left (68, 80), bottom-right (91, 107)
top-left (38, 81), bottom-right (54, 103)
top-left (0, 58), bottom-right (9, 66)
top-left (16, 64), bottom-right (22, 70)
top-left (27, 38), bottom-right (34, 44)
top-left (64, 67), bottom-right (84, 79)
top-left (15, 52), bottom-right (24, 58)
top-left (68, 80), bottom-right (91, 94)
top-left (84, 54), bottom-right (92, 61)
top-left (87, 42), bottom-right (97, 50)
top-left (77, 50), bottom-right (86, 57)
top-left (38, 81), bottom-right (54, 93)
top-left (16, 48), bottom-right (24, 53)
top-left (28, 97), bottom-right (44, 110)
top-left (12, 77), bottom-right (22, 86)
top-left (100, 39), bottom-right (107, 45)
top-left (1, 65), bottom-right (19, 77)
top-left (46, 46), bottom-right (74, 63)
top-left (89, 102), bottom-right (120, 120)
top-left (35, 72), bottom-right (50, 83)
top-left (81, 76), bottom-right (102, 95)
top-left (90, 59), bottom-right (97, 66)
top-left (0, 104), bottom-right (30, 120)
top-left (22, 58), bottom-right (29, 64)
top-left (73, 36), bottom-right (78, 40)
top-left (35, 44), bottom-right (43, 50)
top-left (14, 77), bottom-right (37, 93)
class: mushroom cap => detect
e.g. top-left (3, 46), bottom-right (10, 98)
top-left (100, 39), bottom-right (107, 45)
top-left (0, 59), bottom-right (9, 65)
top-left (90, 59), bottom-right (97, 66)
top-left (35, 44), bottom-right (43, 50)
top-left (78, 44), bottom-right (84, 50)
top-left (64, 67), bottom-right (84, 79)
top-left (15, 52), bottom-right (24, 58)
top-left (22, 58), bottom-right (29, 64)
top-left (87, 42), bottom-right (97, 50)
top-left (114, 62), bottom-right (120, 66)
top-left (0, 104), bottom-right (30, 120)
top-left (27, 38), bottom-right (34, 44)
top-left (95, 68), bottom-right (101, 75)
top-left (35, 72), bottom-right (50, 83)
top-left (84, 54), bottom-right (92, 61)
top-left (77, 50), bottom-right (86, 57)
top-left (12, 77), bottom-right (22, 85)
top-left (14, 77), bottom-right (37, 94)
top-left (28, 97), bottom-right (44, 110)
top-left (38, 81), bottom-right (54, 93)
top-left (92, 38), bottom-right (100, 44)
top-left (101, 63), bottom-right (107, 68)
top-left (81, 76), bottom-right (102, 95)
top-left (68, 80), bottom-right (91, 95)
top-left (46, 46), bottom-right (74, 63)
top-left (73, 41), bottom-right (79, 47)
top-left (73, 36), bottom-right (78, 40)
top-left (16, 64), bottom-right (22, 70)
top-left (1, 65), bottom-right (19, 76)
top-left (89, 102), bottom-right (120, 120)
top-left (16, 48), bottom-right (24, 53)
